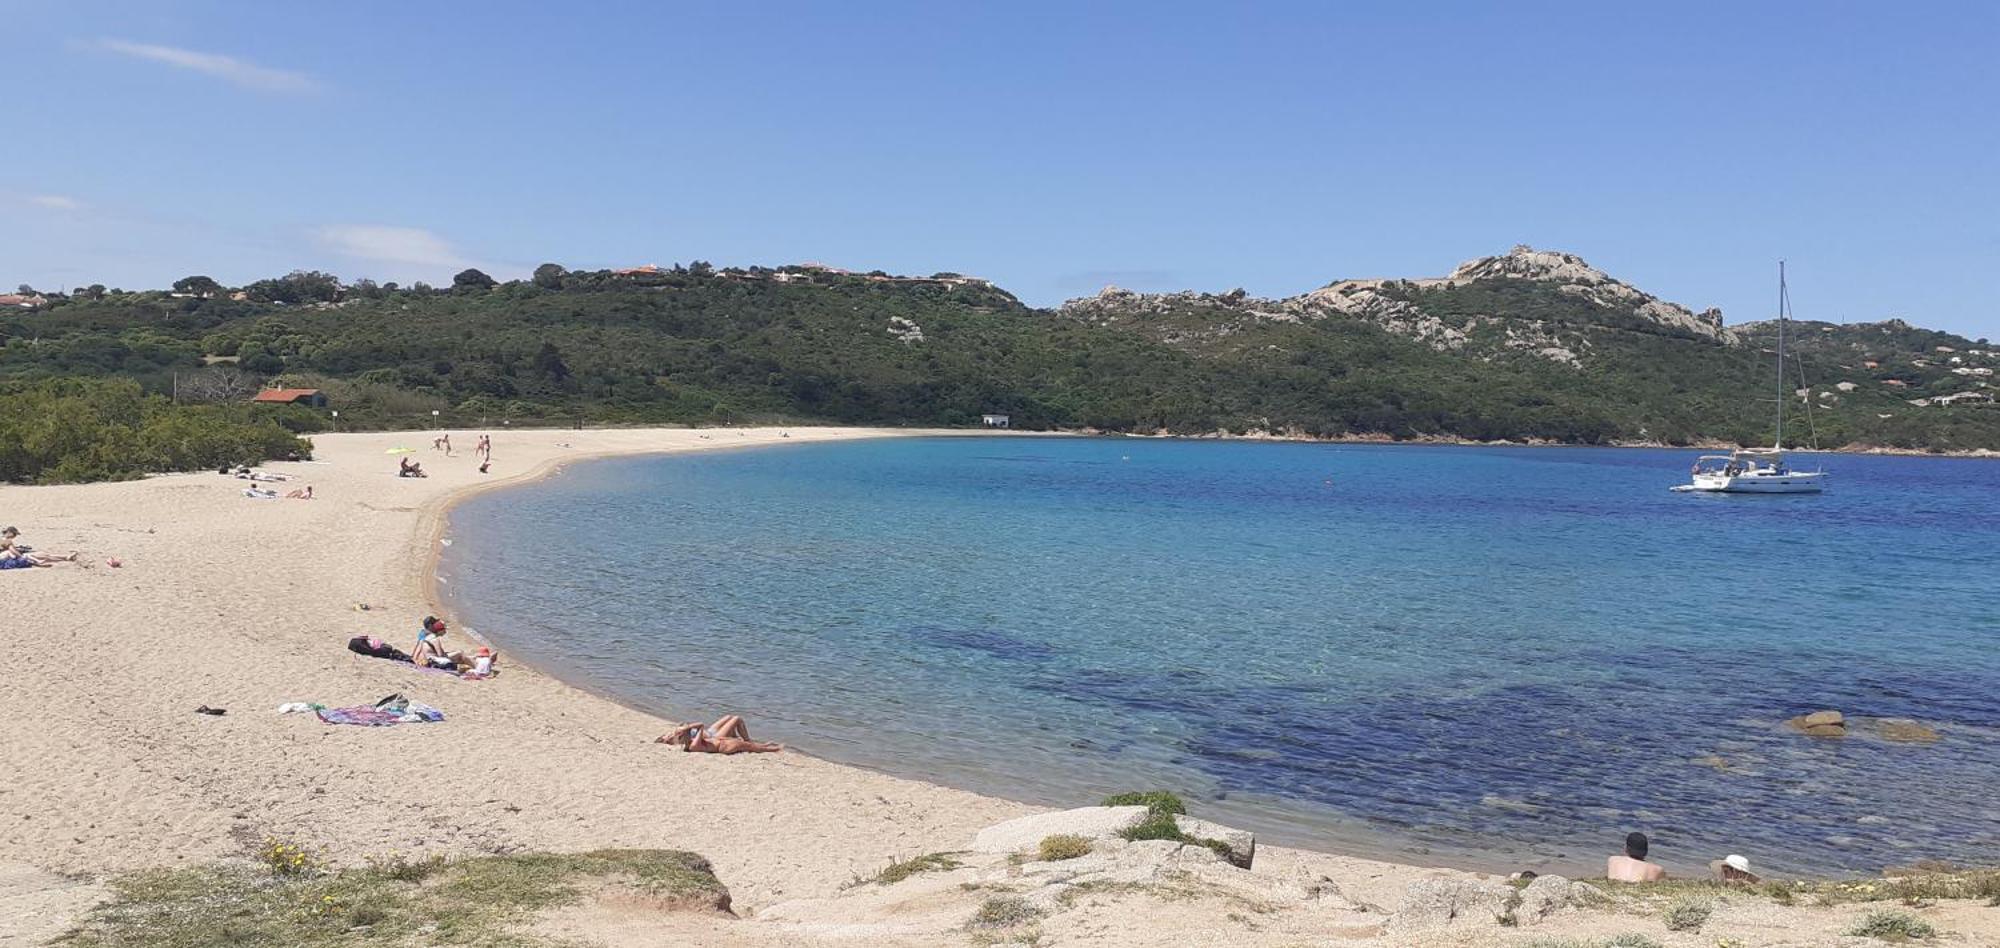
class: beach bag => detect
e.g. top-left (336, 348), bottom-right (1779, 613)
top-left (347, 636), bottom-right (410, 662)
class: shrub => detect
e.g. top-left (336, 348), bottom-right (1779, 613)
top-left (1661, 895), bottom-right (1712, 932)
top-left (256, 837), bottom-right (324, 878)
top-left (0, 378), bottom-right (310, 483)
top-left (364, 850), bottom-right (448, 882)
top-left (865, 852), bottom-right (962, 886)
top-left (969, 895), bottom-right (1041, 930)
top-left (1846, 909), bottom-right (1938, 941)
top-left (1038, 835), bottom-right (1092, 861)
top-left (1101, 791), bottom-right (1186, 816)
top-left (1603, 936), bottom-right (1666, 948)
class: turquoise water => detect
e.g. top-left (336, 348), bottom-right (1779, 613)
top-left (441, 438), bottom-right (2000, 876)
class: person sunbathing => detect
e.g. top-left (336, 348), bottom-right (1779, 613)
top-left (398, 458), bottom-right (426, 478)
top-left (0, 528), bottom-right (79, 566)
top-left (656, 715), bottom-right (782, 754)
top-left (285, 485), bottom-right (314, 499)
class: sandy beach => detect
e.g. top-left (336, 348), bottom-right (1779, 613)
top-left (3, 427), bottom-right (1991, 947)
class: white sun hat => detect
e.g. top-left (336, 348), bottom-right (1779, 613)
top-left (1724, 854), bottom-right (1752, 873)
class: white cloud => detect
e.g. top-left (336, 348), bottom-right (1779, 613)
top-left (314, 225), bottom-right (480, 273)
top-left (26, 194), bottom-right (84, 211)
top-left (95, 38), bottom-right (321, 94)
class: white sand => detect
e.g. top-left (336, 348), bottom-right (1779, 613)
top-left (1, 427), bottom-right (1985, 947)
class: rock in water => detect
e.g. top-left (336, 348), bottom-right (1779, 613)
top-left (1875, 718), bottom-right (1941, 743)
top-left (1386, 878), bottom-right (1513, 933)
top-left (1786, 709), bottom-right (1847, 737)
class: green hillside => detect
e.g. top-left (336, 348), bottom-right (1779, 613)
top-left (3, 254), bottom-right (1996, 482)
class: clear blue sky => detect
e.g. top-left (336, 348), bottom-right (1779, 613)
top-left (5, 1), bottom-right (1996, 338)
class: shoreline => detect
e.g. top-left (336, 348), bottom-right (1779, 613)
top-left (6, 425), bottom-right (1987, 946)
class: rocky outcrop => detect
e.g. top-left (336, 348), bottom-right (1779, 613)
top-left (1176, 815), bottom-right (1255, 869)
top-left (1385, 878), bottom-right (1514, 934)
top-left (970, 806), bottom-right (1148, 854)
top-left (1787, 709), bottom-right (1847, 737)
top-left (1515, 874), bottom-right (1603, 925)
top-left (1058, 245), bottom-right (1737, 369)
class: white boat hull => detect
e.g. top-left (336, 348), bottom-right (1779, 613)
top-left (1678, 471), bottom-right (1826, 493)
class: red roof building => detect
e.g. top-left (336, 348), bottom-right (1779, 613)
top-left (252, 388), bottom-right (328, 407)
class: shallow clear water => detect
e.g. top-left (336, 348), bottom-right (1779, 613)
top-left (441, 437), bottom-right (2000, 876)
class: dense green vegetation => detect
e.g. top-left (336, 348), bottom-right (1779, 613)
top-left (5, 262), bottom-right (1996, 459)
top-left (0, 378), bottom-right (313, 483)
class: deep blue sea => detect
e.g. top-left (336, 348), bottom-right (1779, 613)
top-left (440, 437), bottom-right (2000, 876)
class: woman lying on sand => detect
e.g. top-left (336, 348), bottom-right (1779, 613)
top-left (656, 716), bottom-right (783, 755)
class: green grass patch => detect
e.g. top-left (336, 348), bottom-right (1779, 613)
top-left (1846, 909), bottom-right (1938, 941)
top-left (1113, 812), bottom-right (1235, 861)
top-left (1101, 791), bottom-right (1186, 816)
top-left (57, 849), bottom-right (727, 948)
top-left (1037, 835), bottom-right (1092, 862)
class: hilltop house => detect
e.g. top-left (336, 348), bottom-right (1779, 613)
top-left (0, 293), bottom-right (48, 309)
top-left (251, 388), bottom-right (328, 408)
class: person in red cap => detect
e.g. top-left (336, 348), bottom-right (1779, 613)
top-left (410, 616), bottom-right (468, 671)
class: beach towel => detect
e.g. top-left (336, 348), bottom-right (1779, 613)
top-left (316, 701), bottom-right (444, 726)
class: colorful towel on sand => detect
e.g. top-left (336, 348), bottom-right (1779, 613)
top-left (316, 702), bottom-right (445, 726)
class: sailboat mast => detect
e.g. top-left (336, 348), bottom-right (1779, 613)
top-left (1776, 261), bottom-right (1786, 450)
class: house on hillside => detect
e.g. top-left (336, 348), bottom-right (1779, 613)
top-left (251, 388), bottom-right (328, 408)
top-left (0, 293), bottom-right (48, 309)
top-left (981, 413), bottom-right (1011, 429)
top-left (612, 265), bottom-right (664, 277)
top-left (1932, 391), bottom-right (1994, 406)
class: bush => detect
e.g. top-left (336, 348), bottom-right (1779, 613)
top-left (1661, 895), bottom-right (1712, 931)
top-left (1603, 936), bottom-right (1666, 948)
top-left (1846, 909), bottom-right (1938, 941)
top-left (1101, 791), bottom-right (1186, 816)
top-left (863, 852), bottom-right (962, 886)
top-left (256, 837), bottom-right (324, 878)
top-left (969, 895), bottom-right (1041, 930)
top-left (1038, 835), bottom-right (1092, 861)
top-left (0, 378), bottom-right (310, 483)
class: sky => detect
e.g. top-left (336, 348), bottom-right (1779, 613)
top-left (4, 1), bottom-right (1996, 338)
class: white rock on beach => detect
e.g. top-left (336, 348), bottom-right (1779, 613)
top-left (969, 805), bottom-right (1148, 854)
top-left (1385, 877), bottom-right (1514, 934)
top-left (1175, 815), bottom-right (1256, 869)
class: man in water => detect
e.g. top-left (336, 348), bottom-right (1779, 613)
top-left (1607, 832), bottom-right (1665, 882)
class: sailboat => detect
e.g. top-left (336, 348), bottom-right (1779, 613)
top-left (1675, 262), bottom-right (1828, 494)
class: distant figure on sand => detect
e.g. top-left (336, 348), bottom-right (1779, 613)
top-left (434, 433), bottom-right (452, 455)
top-left (1607, 832), bottom-right (1666, 882)
top-left (399, 458), bottom-right (426, 478)
top-left (475, 434), bottom-right (491, 459)
top-left (656, 715), bottom-right (783, 755)
top-left (285, 485), bottom-right (314, 499)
